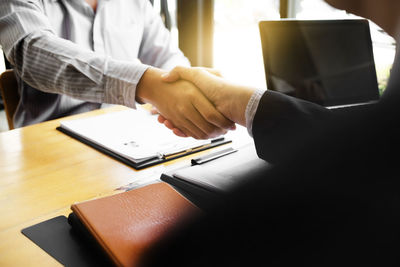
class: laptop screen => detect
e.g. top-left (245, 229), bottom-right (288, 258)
top-left (259, 19), bottom-right (379, 107)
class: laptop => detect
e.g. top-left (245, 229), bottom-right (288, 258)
top-left (259, 19), bottom-right (380, 108)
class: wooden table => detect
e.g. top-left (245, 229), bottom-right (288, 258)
top-left (0, 105), bottom-right (206, 266)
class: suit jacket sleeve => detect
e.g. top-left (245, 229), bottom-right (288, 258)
top-left (252, 90), bottom-right (332, 163)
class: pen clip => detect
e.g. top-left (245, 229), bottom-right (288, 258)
top-left (191, 147), bottom-right (237, 165)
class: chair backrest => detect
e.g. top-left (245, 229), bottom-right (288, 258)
top-left (0, 70), bottom-right (19, 130)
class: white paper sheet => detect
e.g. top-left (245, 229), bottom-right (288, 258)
top-left (59, 107), bottom-right (218, 163)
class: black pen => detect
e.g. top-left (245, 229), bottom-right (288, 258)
top-left (211, 137), bottom-right (225, 143)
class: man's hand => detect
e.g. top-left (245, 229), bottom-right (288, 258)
top-left (136, 67), bottom-right (235, 139)
top-left (161, 66), bottom-right (256, 127)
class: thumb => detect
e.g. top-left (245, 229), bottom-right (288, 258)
top-left (201, 67), bottom-right (223, 78)
top-left (161, 71), bottom-right (180, 83)
top-left (161, 66), bottom-right (200, 83)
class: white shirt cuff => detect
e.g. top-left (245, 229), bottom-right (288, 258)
top-left (104, 59), bottom-right (150, 109)
top-left (245, 88), bottom-right (266, 137)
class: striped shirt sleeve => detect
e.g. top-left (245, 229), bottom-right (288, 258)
top-left (0, 0), bottom-right (150, 109)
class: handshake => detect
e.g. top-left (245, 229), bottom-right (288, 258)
top-left (136, 66), bottom-right (256, 139)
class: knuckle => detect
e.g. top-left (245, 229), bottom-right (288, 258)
top-left (181, 129), bottom-right (192, 137)
top-left (206, 127), bottom-right (221, 139)
top-left (193, 129), bottom-right (207, 140)
top-left (205, 112), bottom-right (218, 123)
top-left (213, 128), bottom-right (226, 136)
top-left (186, 86), bottom-right (197, 97)
top-left (205, 125), bottom-right (217, 135)
top-left (222, 121), bottom-right (232, 129)
top-left (175, 66), bottom-right (184, 72)
top-left (199, 133), bottom-right (208, 140)
top-left (177, 105), bottom-right (186, 113)
top-left (191, 133), bottom-right (201, 139)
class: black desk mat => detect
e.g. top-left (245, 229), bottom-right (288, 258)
top-left (21, 216), bottom-right (111, 267)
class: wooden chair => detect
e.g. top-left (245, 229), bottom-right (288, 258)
top-left (0, 70), bottom-right (19, 130)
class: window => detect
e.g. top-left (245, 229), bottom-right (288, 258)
top-left (213, 0), bottom-right (280, 88)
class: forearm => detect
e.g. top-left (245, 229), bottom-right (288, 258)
top-left (0, 0), bottom-right (149, 108)
top-left (5, 30), bottom-right (149, 108)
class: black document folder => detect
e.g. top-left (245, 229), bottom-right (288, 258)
top-left (161, 143), bottom-right (271, 208)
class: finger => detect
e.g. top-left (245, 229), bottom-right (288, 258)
top-left (163, 119), bottom-right (175, 130)
top-left (157, 115), bottom-right (166, 124)
top-left (161, 118), bottom-right (189, 137)
top-left (192, 94), bottom-right (235, 130)
top-left (162, 66), bottom-right (222, 85)
top-left (173, 113), bottom-right (214, 139)
top-left (158, 108), bottom-right (202, 138)
top-left (161, 66), bottom-right (201, 83)
top-left (198, 67), bottom-right (223, 77)
top-left (162, 114), bottom-right (201, 139)
top-left (162, 116), bottom-right (209, 139)
top-left (181, 105), bottom-right (225, 139)
top-left (161, 68), bottom-right (183, 83)
top-left (172, 128), bottom-right (188, 137)
top-left (160, 116), bottom-right (190, 137)
top-left (150, 107), bottom-right (159, 115)
top-left (191, 105), bottom-right (229, 137)
top-left (177, 122), bottom-right (203, 140)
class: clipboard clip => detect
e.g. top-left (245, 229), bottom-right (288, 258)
top-left (158, 137), bottom-right (226, 160)
top-left (191, 147), bottom-right (238, 165)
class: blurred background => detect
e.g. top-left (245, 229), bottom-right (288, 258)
top-left (212, 0), bottom-right (395, 92)
top-left (143, 0), bottom-right (395, 91)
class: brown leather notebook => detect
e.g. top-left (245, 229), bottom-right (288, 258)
top-left (70, 182), bottom-right (200, 267)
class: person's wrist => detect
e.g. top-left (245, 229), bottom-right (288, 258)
top-left (136, 67), bottom-right (164, 104)
top-left (230, 86), bottom-right (255, 127)
top-left (238, 89), bottom-right (255, 126)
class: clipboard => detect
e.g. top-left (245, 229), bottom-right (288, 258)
top-left (57, 125), bottom-right (231, 170)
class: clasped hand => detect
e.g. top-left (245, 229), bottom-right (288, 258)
top-left (157, 66), bottom-right (256, 138)
top-left (136, 67), bottom-right (235, 139)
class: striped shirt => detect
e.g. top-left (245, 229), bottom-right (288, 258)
top-left (0, 0), bottom-right (190, 127)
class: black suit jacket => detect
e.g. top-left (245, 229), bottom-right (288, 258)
top-left (139, 56), bottom-right (400, 266)
top-left (252, 89), bottom-right (332, 163)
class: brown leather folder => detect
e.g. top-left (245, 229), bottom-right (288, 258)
top-left (70, 182), bottom-right (200, 267)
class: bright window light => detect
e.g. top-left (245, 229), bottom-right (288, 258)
top-left (213, 0), bottom-right (280, 89)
